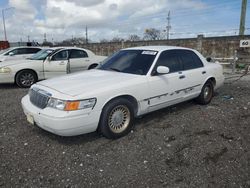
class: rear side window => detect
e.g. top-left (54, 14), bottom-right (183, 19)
top-left (69, 50), bottom-right (88, 58)
top-left (154, 50), bottom-right (182, 73)
top-left (177, 50), bottom-right (203, 70)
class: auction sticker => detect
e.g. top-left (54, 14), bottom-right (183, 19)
top-left (142, 51), bottom-right (157, 55)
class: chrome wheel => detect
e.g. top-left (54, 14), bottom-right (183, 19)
top-left (20, 72), bottom-right (35, 87)
top-left (108, 105), bottom-right (131, 133)
top-left (203, 85), bottom-right (212, 101)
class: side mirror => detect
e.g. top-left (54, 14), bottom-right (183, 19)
top-left (206, 57), bottom-right (212, 62)
top-left (156, 66), bottom-right (170, 74)
top-left (9, 52), bottom-right (14, 56)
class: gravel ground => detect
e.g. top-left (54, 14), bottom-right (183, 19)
top-left (0, 76), bottom-right (249, 188)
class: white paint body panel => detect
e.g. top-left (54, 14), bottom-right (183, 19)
top-left (0, 47), bottom-right (106, 84)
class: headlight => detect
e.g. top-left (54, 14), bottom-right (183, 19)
top-left (0, 67), bottom-right (11, 73)
top-left (47, 98), bottom-right (96, 111)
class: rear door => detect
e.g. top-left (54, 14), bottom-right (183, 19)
top-left (68, 49), bottom-right (90, 73)
top-left (43, 49), bottom-right (69, 79)
top-left (176, 50), bottom-right (206, 97)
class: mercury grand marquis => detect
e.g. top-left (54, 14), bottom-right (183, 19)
top-left (21, 46), bottom-right (224, 139)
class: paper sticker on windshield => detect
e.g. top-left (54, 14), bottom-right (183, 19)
top-left (142, 51), bottom-right (157, 55)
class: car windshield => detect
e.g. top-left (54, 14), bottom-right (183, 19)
top-left (29, 49), bottom-right (54, 60)
top-left (98, 50), bottom-right (158, 75)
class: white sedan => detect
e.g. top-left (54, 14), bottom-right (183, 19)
top-left (21, 46), bottom-right (224, 139)
top-left (0, 47), bottom-right (106, 87)
top-left (0, 46), bottom-right (42, 62)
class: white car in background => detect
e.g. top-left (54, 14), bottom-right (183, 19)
top-left (22, 46), bottom-right (224, 139)
top-left (0, 47), bottom-right (107, 87)
top-left (0, 46), bottom-right (42, 62)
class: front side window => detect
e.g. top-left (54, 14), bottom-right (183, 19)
top-left (5, 49), bottom-right (18, 55)
top-left (98, 50), bottom-right (158, 75)
top-left (154, 50), bottom-right (182, 74)
top-left (26, 48), bottom-right (41, 54)
top-left (69, 50), bottom-right (88, 58)
top-left (51, 50), bottom-right (69, 61)
top-left (16, 48), bottom-right (28, 55)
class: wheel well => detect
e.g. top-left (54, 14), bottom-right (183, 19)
top-left (104, 95), bottom-right (139, 115)
top-left (207, 77), bottom-right (216, 87)
top-left (88, 63), bottom-right (98, 70)
top-left (15, 69), bottom-right (38, 83)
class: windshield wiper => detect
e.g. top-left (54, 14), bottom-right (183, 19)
top-left (109, 67), bottom-right (121, 72)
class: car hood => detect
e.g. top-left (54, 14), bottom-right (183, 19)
top-left (0, 58), bottom-right (40, 67)
top-left (37, 70), bottom-right (142, 97)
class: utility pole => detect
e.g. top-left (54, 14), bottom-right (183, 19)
top-left (239, 0), bottom-right (247, 35)
top-left (2, 7), bottom-right (14, 41)
top-left (27, 35), bottom-right (30, 42)
top-left (2, 10), bottom-right (6, 41)
top-left (166, 11), bottom-right (171, 40)
top-left (43, 33), bottom-right (47, 42)
top-left (85, 25), bottom-right (88, 44)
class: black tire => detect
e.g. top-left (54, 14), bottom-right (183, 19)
top-left (88, 64), bottom-right (98, 70)
top-left (15, 70), bottom-right (37, 88)
top-left (195, 80), bottom-right (214, 105)
top-left (98, 98), bottom-right (135, 139)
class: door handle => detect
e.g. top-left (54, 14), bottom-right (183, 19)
top-left (202, 71), bottom-right (206, 74)
top-left (179, 75), bottom-right (185, 79)
top-left (59, 62), bottom-right (65, 65)
top-left (85, 59), bottom-right (90, 62)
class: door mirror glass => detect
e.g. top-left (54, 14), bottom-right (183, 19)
top-left (156, 66), bottom-right (170, 74)
top-left (9, 52), bottom-right (14, 56)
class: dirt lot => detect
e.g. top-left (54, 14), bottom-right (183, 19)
top-left (0, 77), bottom-right (249, 188)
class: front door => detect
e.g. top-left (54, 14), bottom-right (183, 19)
top-left (43, 50), bottom-right (69, 79)
top-left (147, 50), bottom-right (186, 112)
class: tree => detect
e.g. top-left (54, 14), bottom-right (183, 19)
top-left (127, 34), bottom-right (141, 41)
top-left (110, 37), bottom-right (124, 42)
top-left (143, 28), bottom-right (161, 40)
top-left (100, 39), bottom-right (109, 43)
top-left (41, 41), bottom-right (53, 47)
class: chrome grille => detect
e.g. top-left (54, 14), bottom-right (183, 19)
top-left (29, 88), bottom-right (51, 109)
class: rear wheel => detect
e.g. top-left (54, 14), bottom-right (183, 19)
top-left (15, 70), bottom-right (37, 88)
top-left (99, 98), bottom-right (135, 139)
top-left (195, 80), bottom-right (214, 105)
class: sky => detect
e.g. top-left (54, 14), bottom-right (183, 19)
top-left (0, 0), bottom-right (249, 43)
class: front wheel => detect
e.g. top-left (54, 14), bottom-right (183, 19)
top-left (98, 98), bottom-right (135, 139)
top-left (15, 70), bottom-right (37, 88)
top-left (195, 80), bottom-right (214, 105)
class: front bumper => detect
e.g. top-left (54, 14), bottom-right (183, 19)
top-left (0, 73), bottom-right (15, 84)
top-left (21, 95), bottom-right (101, 136)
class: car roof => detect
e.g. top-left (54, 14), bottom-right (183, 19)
top-left (8, 46), bottom-right (42, 49)
top-left (54, 47), bottom-right (95, 55)
top-left (124, 46), bottom-right (193, 52)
